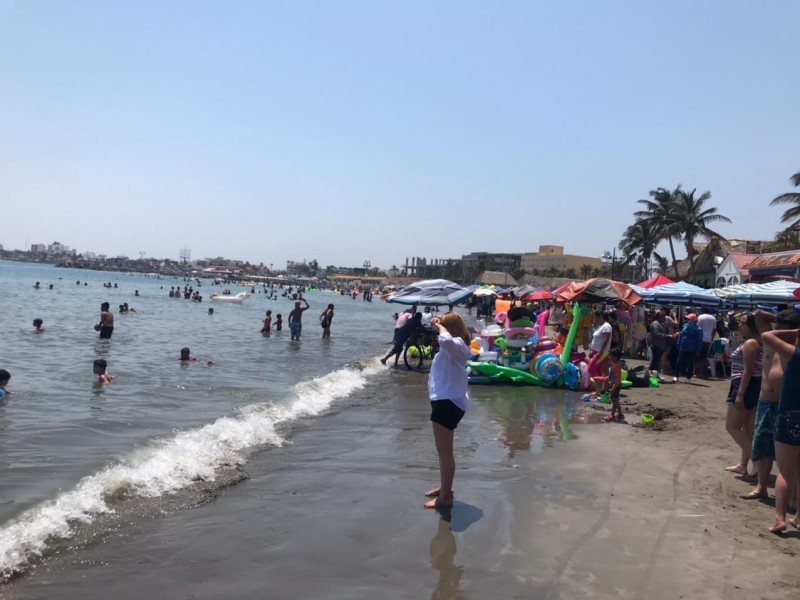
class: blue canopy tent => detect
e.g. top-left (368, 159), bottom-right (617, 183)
top-left (386, 279), bottom-right (473, 307)
top-left (630, 281), bottom-right (722, 307)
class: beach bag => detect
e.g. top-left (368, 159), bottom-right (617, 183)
top-left (629, 365), bottom-right (651, 387)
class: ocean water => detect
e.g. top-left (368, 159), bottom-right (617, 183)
top-left (0, 260), bottom-right (395, 580)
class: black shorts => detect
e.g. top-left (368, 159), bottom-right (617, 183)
top-left (430, 400), bottom-right (465, 431)
top-left (775, 410), bottom-right (800, 446)
top-left (726, 377), bottom-right (761, 410)
top-left (99, 326), bottom-right (114, 339)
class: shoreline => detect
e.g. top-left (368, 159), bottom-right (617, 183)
top-left (2, 370), bottom-right (800, 599)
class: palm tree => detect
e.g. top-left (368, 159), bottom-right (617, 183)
top-left (652, 252), bottom-right (669, 275)
top-left (769, 171), bottom-right (800, 227)
top-left (619, 219), bottom-right (658, 281)
top-left (634, 186), bottom-right (683, 278)
top-left (673, 188), bottom-right (731, 280)
top-left (763, 229), bottom-right (800, 252)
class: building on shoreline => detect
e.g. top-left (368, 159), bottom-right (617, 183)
top-left (521, 245), bottom-right (601, 274)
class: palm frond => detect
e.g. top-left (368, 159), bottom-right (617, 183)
top-left (770, 192), bottom-right (800, 206)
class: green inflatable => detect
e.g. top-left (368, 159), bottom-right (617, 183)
top-left (468, 361), bottom-right (545, 386)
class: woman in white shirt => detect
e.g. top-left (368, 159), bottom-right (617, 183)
top-left (424, 312), bottom-right (472, 509)
top-left (588, 310), bottom-right (613, 377)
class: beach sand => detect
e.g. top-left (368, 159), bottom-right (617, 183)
top-left (3, 368), bottom-right (800, 599)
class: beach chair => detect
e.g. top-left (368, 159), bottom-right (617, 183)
top-left (707, 338), bottom-right (729, 378)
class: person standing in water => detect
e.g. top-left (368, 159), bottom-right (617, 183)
top-left (320, 304), bottom-right (334, 338)
top-left (261, 310), bottom-right (273, 334)
top-left (95, 302), bottom-right (114, 339)
top-left (424, 312), bottom-right (471, 510)
top-left (288, 298), bottom-right (310, 341)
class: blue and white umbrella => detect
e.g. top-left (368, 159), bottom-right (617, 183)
top-left (387, 279), bottom-right (473, 307)
top-left (714, 281), bottom-right (800, 307)
top-left (631, 281), bottom-right (721, 307)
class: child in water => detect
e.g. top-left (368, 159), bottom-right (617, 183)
top-left (0, 369), bottom-right (10, 398)
top-left (93, 359), bottom-right (113, 384)
top-left (179, 347), bottom-right (213, 366)
top-left (424, 312), bottom-right (471, 510)
top-left (274, 314), bottom-right (283, 331)
top-left (33, 318), bottom-right (45, 333)
top-left (261, 310), bottom-right (272, 334)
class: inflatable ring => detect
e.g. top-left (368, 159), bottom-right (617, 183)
top-left (578, 361), bottom-right (590, 391)
top-left (535, 353), bottom-right (564, 384)
top-left (564, 362), bottom-right (579, 390)
top-left (505, 326), bottom-right (536, 341)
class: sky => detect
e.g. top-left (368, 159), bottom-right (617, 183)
top-left (1, 1), bottom-right (798, 270)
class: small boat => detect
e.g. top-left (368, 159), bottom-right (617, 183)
top-left (210, 292), bottom-right (249, 303)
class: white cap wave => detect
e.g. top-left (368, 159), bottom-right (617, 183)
top-left (0, 359), bottom-right (384, 580)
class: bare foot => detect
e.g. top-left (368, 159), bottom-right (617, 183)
top-left (424, 488), bottom-right (455, 498)
top-left (769, 518), bottom-right (787, 534)
top-left (725, 464), bottom-right (747, 475)
top-left (380, 358), bottom-right (387, 365)
top-left (424, 497), bottom-right (454, 509)
top-left (788, 517), bottom-right (800, 530)
top-left (739, 491), bottom-right (768, 500)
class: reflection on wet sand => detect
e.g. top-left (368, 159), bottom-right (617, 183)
top-left (430, 517), bottom-right (463, 600)
top-left (476, 387), bottom-right (603, 457)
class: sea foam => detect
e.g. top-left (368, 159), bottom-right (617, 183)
top-left (0, 359), bottom-right (384, 581)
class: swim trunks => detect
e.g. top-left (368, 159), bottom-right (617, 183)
top-left (752, 400), bottom-right (778, 461)
top-left (290, 322), bottom-right (302, 338)
top-left (430, 400), bottom-right (465, 431)
top-left (775, 411), bottom-right (800, 446)
top-left (99, 326), bottom-right (114, 339)
top-left (726, 377), bottom-right (761, 410)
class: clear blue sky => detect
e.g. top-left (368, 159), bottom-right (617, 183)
top-left (1, 0), bottom-right (798, 269)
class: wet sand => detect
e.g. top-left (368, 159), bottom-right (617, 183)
top-left (3, 370), bottom-right (800, 599)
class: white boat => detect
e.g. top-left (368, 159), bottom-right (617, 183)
top-left (210, 292), bottom-right (249, 303)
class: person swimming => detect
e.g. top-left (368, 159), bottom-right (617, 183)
top-left (32, 318), bottom-right (44, 333)
top-left (93, 359), bottom-right (113, 384)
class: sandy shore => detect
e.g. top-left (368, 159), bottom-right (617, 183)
top-left (3, 366), bottom-right (800, 599)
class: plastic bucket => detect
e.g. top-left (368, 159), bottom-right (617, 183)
top-left (641, 413), bottom-right (655, 425)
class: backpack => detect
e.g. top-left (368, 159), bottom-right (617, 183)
top-left (629, 365), bottom-right (651, 387)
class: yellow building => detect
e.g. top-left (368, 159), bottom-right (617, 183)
top-left (521, 245), bottom-right (602, 273)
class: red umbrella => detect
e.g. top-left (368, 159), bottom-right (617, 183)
top-left (636, 274), bottom-right (675, 288)
top-left (523, 289), bottom-right (554, 301)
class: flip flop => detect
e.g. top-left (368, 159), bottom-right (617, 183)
top-left (739, 492), bottom-right (768, 500)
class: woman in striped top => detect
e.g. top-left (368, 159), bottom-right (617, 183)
top-left (724, 313), bottom-right (764, 476)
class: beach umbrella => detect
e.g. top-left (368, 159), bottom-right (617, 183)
top-left (472, 286), bottom-right (497, 297)
top-left (552, 282), bottom-right (576, 296)
top-left (386, 279), bottom-right (473, 306)
top-left (631, 281), bottom-right (721, 307)
top-left (513, 284), bottom-right (538, 296)
top-left (714, 281), bottom-right (800, 307)
top-left (523, 289), bottom-right (554, 301)
top-left (557, 278), bottom-right (641, 305)
top-left (636, 274), bottom-right (675, 288)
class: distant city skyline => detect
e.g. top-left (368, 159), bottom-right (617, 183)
top-left (2, 2), bottom-right (798, 268)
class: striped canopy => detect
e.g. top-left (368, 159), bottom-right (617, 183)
top-left (713, 281), bottom-right (800, 307)
top-left (630, 281), bottom-right (721, 307)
